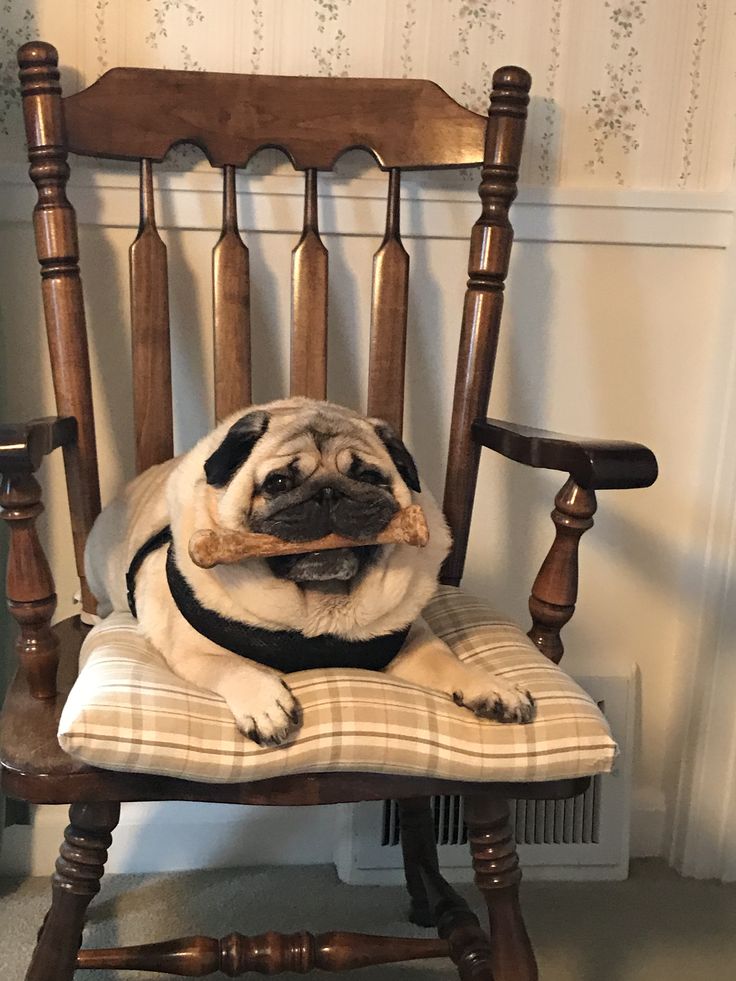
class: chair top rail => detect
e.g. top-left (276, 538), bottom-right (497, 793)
top-left (62, 68), bottom-right (487, 170)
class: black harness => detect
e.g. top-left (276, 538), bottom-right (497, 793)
top-left (126, 527), bottom-right (408, 673)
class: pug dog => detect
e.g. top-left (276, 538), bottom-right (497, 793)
top-left (86, 397), bottom-right (535, 746)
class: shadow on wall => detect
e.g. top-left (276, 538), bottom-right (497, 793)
top-left (491, 207), bottom-right (558, 612)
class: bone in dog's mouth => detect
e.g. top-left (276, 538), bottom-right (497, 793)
top-left (250, 477), bottom-right (395, 588)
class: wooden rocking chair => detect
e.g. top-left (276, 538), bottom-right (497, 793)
top-left (0, 42), bottom-right (657, 980)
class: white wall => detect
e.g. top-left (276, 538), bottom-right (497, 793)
top-left (1, 0), bottom-right (736, 874)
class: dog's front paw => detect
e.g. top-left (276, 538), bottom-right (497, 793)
top-left (226, 672), bottom-right (302, 747)
top-left (453, 676), bottom-right (536, 725)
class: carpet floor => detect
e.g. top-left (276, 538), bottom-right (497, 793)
top-left (1, 860), bottom-right (735, 979)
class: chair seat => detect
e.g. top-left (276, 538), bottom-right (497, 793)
top-left (52, 586), bottom-right (615, 787)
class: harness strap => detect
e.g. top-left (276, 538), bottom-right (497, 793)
top-left (125, 525), bottom-right (172, 617)
top-left (125, 529), bottom-right (409, 672)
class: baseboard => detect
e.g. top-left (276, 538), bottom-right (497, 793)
top-left (1, 788), bottom-right (667, 877)
top-left (0, 801), bottom-right (338, 876)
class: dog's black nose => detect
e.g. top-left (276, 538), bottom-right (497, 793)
top-left (318, 486), bottom-right (339, 504)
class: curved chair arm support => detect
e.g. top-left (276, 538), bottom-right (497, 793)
top-left (0, 416), bottom-right (77, 475)
top-left (0, 416), bottom-right (75, 699)
top-left (471, 417), bottom-right (657, 664)
top-left (471, 417), bottom-right (658, 490)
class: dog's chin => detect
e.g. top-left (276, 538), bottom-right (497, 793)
top-left (266, 546), bottom-right (380, 594)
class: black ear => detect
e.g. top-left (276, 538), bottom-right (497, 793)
top-left (204, 411), bottom-right (270, 487)
top-left (374, 423), bottom-right (421, 493)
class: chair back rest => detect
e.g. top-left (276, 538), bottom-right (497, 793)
top-left (18, 42), bottom-right (530, 611)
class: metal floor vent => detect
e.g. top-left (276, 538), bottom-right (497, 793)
top-left (381, 773), bottom-right (603, 851)
top-left (335, 672), bottom-right (634, 883)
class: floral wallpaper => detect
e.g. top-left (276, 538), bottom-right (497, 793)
top-left (583, 0), bottom-right (648, 183)
top-left (0, 0), bottom-right (735, 189)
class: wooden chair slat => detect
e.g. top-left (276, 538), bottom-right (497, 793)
top-left (63, 70), bottom-right (487, 170)
top-left (367, 168), bottom-right (409, 434)
top-left (441, 68), bottom-right (532, 585)
top-left (129, 158), bottom-right (174, 473)
top-left (290, 169), bottom-right (328, 400)
top-left (213, 165), bottom-right (251, 421)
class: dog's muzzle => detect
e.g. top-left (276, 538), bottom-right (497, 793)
top-left (253, 481), bottom-right (397, 585)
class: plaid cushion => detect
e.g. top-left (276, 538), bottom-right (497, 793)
top-left (58, 586), bottom-right (616, 784)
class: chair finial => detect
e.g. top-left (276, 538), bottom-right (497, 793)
top-left (492, 66), bottom-right (532, 92)
top-left (489, 66), bottom-right (532, 118)
top-left (17, 40), bottom-right (59, 69)
top-left (18, 41), bottom-right (61, 99)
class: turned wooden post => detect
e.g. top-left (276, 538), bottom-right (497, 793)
top-left (27, 801), bottom-right (120, 981)
top-left (0, 417), bottom-right (75, 698)
top-left (18, 41), bottom-right (101, 615)
top-left (442, 67), bottom-right (531, 586)
top-left (528, 476), bottom-right (597, 663)
top-left (398, 799), bottom-right (495, 980)
top-left (465, 794), bottom-right (536, 981)
top-left (0, 471), bottom-right (58, 699)
top-left (398, 797), bottom-right (439, 927)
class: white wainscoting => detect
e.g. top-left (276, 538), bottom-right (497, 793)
top-left (0, 166), bottom-right (734, 874)
top-left (0, 164), bottom-right (732, 245)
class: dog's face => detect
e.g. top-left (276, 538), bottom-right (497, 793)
top-left (202, 399), bottom-right (422, 589)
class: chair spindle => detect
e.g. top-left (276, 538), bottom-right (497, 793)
top-left (129, 158), bottom-right (173, 474)
top-left (442, 67), bottom-right (531, 585)
top-left (528, 478), bottom-right (597, 663)
top-left (291, 169), bottom-right (328, 400)
top-left (213, 165), bottom-right (251, 420)
top-left (18, 40), bottom-right (101, 614)
top-left (367, 168), bottom-right (409, 434)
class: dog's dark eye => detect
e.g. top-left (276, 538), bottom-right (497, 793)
top-left (262, 472), bottom-right (294, 495)
top-left (356, 468), bottom-right (388, 486)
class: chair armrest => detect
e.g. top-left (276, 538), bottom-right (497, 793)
top-left (471, 418), bottom-right (658, 490)
top-left (472, 418), bottom-right (657, 664)
top-left (0, 416), bottom-right (77, 474)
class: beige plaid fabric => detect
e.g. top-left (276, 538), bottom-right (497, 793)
top-left (58, 587), bottom-right (616, 784)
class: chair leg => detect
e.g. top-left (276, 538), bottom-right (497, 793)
top-left (398, 797), bottom-right (441, 926)
top-left (25, 801), bottom-right (120, 981)
top-left (465, 794), bottom-right (537, 981)
top-left (399, 798), bottom-right (495, 979)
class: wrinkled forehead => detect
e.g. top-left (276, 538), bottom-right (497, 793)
top-left (249, 408), bottom-right (388, 477)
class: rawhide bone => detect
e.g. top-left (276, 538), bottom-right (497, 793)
top-left (189, 504), bottom-right (429, 569)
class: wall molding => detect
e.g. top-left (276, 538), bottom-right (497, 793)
top-left (0, 165), bottom-right (732, 248)
top-left (0, 802), bottom-right (336, 876)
